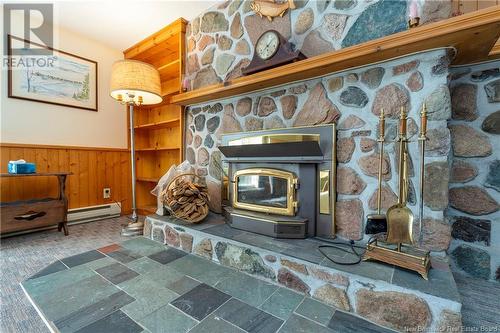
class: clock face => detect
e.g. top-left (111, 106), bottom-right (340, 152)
top-left (256, 31), bottom-right (280, 60)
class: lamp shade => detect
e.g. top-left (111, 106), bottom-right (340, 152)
top-left (110, 59), bottom-right (162, 105)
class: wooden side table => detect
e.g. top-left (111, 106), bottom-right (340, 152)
top-left (0, 172), bottom-right (72, 236)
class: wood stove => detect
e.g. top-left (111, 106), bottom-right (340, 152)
top-left (219, 124), bottom-right (336, 239)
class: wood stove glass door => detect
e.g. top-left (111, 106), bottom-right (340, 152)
top-left (232, 168), bottom-right (297, 216)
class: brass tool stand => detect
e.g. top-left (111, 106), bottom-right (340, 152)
top-left (364, 240), bottom-right (431, 280)
top-left (364, 106), bottom-right (430, 280)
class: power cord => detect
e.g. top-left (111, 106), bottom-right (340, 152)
top-left (316, 238), bottom-right (365, 265)
top-left (316, 233), bottom-right (386, 265)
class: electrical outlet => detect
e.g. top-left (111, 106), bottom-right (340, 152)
top-left (103, 188), bottom-right (111, 199)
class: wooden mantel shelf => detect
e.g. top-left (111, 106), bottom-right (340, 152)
top-left (169, 6), bottom-right (500, 106)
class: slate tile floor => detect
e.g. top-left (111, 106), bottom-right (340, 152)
top-left (21, 237), bottom-right (394, 333)
top-left (3, 217), bottom-right (499, 333)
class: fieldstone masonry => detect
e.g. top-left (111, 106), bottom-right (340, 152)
top-left (448, 62), bottom-right (500, 281)
top-left (184, 0), bottom-right (451, 89)
top-left (185, 49), bottom-right (452, 246)
top-left (181, 0), bottom-right (498, 283)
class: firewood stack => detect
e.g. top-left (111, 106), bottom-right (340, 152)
top-left (162, 173), bottom-right (209, 223)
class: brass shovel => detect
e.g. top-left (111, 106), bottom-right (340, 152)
top-left (386, 107), bottom-right (414, 246)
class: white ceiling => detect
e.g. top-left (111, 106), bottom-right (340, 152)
top-left (51, 0), bottom-right (218, 50)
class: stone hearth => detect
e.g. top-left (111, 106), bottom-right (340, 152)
top-left (186, 48), bottom-right (453, 246)
top-left (145, 213), bottom-right (462, 332)
top-left (180, 0), bottom-right (500, 284)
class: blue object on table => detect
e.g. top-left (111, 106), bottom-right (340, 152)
top-left (8, 162), bottom-right (36, 174)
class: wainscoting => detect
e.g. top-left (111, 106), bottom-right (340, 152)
top-left (0, 143), bottom-right (132, 213)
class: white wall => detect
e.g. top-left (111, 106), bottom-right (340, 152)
top-left (0, 8), bottom-right (127, 149)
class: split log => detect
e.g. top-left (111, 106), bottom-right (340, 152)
top-left (162, 173), bottom-right (209, 223)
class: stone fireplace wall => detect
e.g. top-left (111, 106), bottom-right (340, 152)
top-left (185, 48), bottom-right (453, 248)
top-left (182, 1), bottom-right (461, 254)
top-left (448, 62), bottom-right (500, 281)
top-left (184, 0), bottom-right (452, 89)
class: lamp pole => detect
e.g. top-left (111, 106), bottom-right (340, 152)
top-left (122, 93), bottom-right (142, 236)
top-left (129, 98), bottom-right (138, 222)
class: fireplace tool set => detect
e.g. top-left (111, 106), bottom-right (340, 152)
top-left (363, 105), bottom-right (431, 280)
top-left (365, 109), bottom-right (388, 234)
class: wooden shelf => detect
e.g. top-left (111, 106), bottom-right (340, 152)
top-left (134, 119), bottom-right (180, 130)
top-left (135, 147), bottom-right (180, 152)
top-left (124, 18), bottom-right (186, 61)
top-left (158, 60), bottom-right (180, 81)
top-left (137, 177), bottom-right (159, 183)
top-left (169, 6), bottom-right (500, 106)
top-left (161, 78), bottom-right (181, 97)
top-left (125, 18), bottom-right (185, 97)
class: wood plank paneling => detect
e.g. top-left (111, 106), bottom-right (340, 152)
top-left (120, 151), bottom-right (132, 213)
top-left (96, 151), bottom-right (106, 206)
top-left (9, 148), bottom-right (25, 199)
top-left (69, 149), bottom-right (79, 208)
top-left (0, 144), bottom-right (132, 213)
top-left (22, 148), bottom-right (36, 201)
top-left (78, 150), bottom-right (90, 208)
top-left (88, 150), bottom-right (98, 204)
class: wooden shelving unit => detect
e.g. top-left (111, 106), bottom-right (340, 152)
top-left (124, 18), bottom-right (186, 215)
top-left (169, 6), bottom-right (500, 106)
top-left (136, 177), bottom-right (160, 183)
top-left (134, 119), bottom-right (180, 131)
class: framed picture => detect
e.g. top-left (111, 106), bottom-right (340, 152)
top-left (8, 35), bottom-right (98, 111)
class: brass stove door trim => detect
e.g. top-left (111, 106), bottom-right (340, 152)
top-left (319, 170), bottom-right (330, 215)
top-left (331, 123), bottom-right (337, 238)
top-left (232, 168), bottom-right (298, 216)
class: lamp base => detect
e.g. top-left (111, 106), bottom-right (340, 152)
top-left (121, 218), bottom-right (144, 237)
top-left (121, 227), bottom-right (143, 237)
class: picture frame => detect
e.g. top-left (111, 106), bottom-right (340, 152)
top-left (7, 35), bottom-right (98, 111)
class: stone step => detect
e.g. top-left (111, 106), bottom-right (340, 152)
top-left (145, 213), bottom-right (462, 332)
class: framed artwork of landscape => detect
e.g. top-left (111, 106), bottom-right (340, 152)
top-left (8, 35), bottom-right (98, 111)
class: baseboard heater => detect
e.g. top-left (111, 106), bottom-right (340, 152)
top-left (67, 203), bottom-right (121, 224)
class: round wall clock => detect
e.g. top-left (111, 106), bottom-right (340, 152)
top-left (256, 31), bottom-right (280, 60)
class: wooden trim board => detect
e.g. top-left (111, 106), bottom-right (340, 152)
top-left (0, 142), bottom-right (129, 152)
top-left (169, 6), bottom-right (500, 106)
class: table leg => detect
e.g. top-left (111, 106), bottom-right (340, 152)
top-left (58, 175), bottom-right (69, 236)
top-left (62, 223), bottom-right (69, 236)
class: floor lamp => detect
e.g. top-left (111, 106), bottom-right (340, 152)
top-left (110, 60), bottom-right (162, 236)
